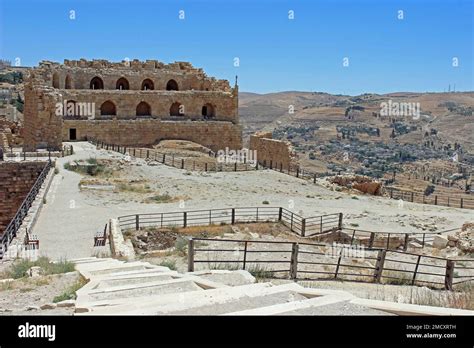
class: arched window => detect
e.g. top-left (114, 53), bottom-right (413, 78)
top-left (166, 79), bottom-right (179, 91)
top-left (100, 100), bottom-right (116, 116)
top-left (90, 76), bottom-right (104, 89)
top-left (65, 75), bottom-right (72, 89)
top-left (52, 72), bottom-right (59, 88)
top-left (116, 77), bottom-right (130, 90)
top-left (170, 102), bottom-right (184, 116)
top-left (136, 102), bottom-right (151, 116)
top-left (141, 79), bottom-right (154, 90)
top-left (202, 103), bottom-right (216, 119)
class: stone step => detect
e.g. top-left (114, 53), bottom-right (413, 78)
top-left (224, 293), bottom-right (355, 315)
top-left (166, 289), bottom-right (308, 315)
top-left (95, 271), bottom-right (179, 289)
top-left (85, 278), bottom-right (205, 302)
top-left (78, 282), bottom-right (281, 314)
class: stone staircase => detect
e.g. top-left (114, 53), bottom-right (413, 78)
top-left (72, 257), bottom-right (474, 316)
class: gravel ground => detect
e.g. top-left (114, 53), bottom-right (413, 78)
top-left (0, 271), bottom-right (81, 315)
top-left (33, 141), bottom-right (472, 260)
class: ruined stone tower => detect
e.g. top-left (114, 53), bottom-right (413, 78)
top-left (23, 59), bottom-right (241, 152)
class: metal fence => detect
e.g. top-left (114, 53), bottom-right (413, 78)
top-left (187, 237), bottom-right (473, 290)
top-left (387, 187), bottom-right (474, 210)
top-left (118, 207), bottom-right (342, 237)
top-left (0, 160), bottom-right (52, 259)
top-left (89, 138), bottom-right (256, 172)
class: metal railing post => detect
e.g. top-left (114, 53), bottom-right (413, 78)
top-left (290, 243), bottom-right (299, 280)
top-left (187, 238), bottom-right (195, 272)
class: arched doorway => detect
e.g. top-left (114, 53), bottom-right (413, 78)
top-left (170, 102), bottom-right (184, 116)
top-left (202, 103), bottom-right (216, 119)
top-left (136, 101), bottom-right (151, 116)
top-left (52, 73), bottom-right (59, 88)
top-left (116, 77), bottom-right (130, 90)
top-left (90, 76), bottom-right (104, 89)
top-left (166, 79), bottom-right (179, 91)
top-left (141, 79), bottom-right (154, 90)
top-left (100, 100), bottom-right (116, 116)
top-left (65, 75), bottom-right (72, 89)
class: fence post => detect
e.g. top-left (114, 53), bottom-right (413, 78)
top-left (147, 150), bottom-right (150, 159)
top-left (368, 232), bottom-right (375, 248)
top-left (187, 238), bottom-right (194, 272)
top-left (445, 260), bottom-right (454, 291)
top-left (390, 189), bottom-right (393, 198)
top-left (403, 234), bottom-right (409, 251)
top-left (338, 213), bottom-right (343, 230)
top-left (243, 241), bottom-right (248, 270)
top-left (135, 215), bottom-right (140, 231)
top-left (205, 163), bottom-right (208, 172)
top-left (320, 216), bottom-right (323, 233)
top-left (181, 159), bottom-right (184, 169)
top-left (301, 219), bottom-right (306, 237)
top-left (162, 154), bottom-right (165, 163)
top-left (183, 212), bottom-right (187, 228)
top-left (289, 243), bottom-right (299, 280)
top-left (434, 195), bottom-right (438, 205)
top-left (231, 208), bottom-right (235, 224)
top-left (296, 167), bottom-right (299, 178)
top-left (314, 174), bottom-right (316, 183)
top-left (234, 162), bottom-right (237, 171)
top-left (269, 160), bottom-right (272, 169)
top-left (412, 255), bottom-right (422, 286)
top-left (280, 163), bottom-right (283, 172)
top-left (334, 251), bottom-right (342, 279)
top-left (411, 192), bottom-right (414, 202)
top-left (460, 198), bottom-right (463, 209)
top-left (278, 207), bottom-right (283, 221)
top-left (350, 230), bottom-right (356, 245)
top-left (374, 249), bottom-right (386, 283)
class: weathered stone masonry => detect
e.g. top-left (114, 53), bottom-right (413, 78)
top-left (0, 162), bottom-right (45, 234)
top-left (249, 131), bottom-right (297, 171)
top-left (23, 59), bottom-right (241, 151)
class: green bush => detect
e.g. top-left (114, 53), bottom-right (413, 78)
top-left (8, 257), bottom-right (75, 279)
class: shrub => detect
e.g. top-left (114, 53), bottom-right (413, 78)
top-left (53, 277), bottom-right (87, 303)
top-left (159, 259), bottom-right (177, 271)
top-left (262, 200), bottom-right (270, 205)
top-left (174, 237), bottom-right (188, 256)
top-left (8, 257), bottom-right (75, 279)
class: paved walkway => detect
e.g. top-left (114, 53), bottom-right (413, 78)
top-left (34, 142), bottom-right (159, 260)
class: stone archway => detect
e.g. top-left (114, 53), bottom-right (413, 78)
top-left (52, 72), bottom-right (59, 88)
top-left (136, 101), bottom-right (151, 116)
top-left (116, 77), bottom-right (130, 90)
top-left (166, 79), bottom-right (179, 91)
top-left (65, 75), bottom-right (73, 89)
top-left (141, 79), bottom-right (154, 90)
top-left (170, 102), bottom-right (184, 116)
top-left (90, 76), bottom-right (104, 89)
top-left (100, 100), bottom-right (116, 116)
top-left (202, 103), bottom-right (216, 119)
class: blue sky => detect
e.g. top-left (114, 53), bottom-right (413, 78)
top-left (0, 0), bottom-right (472, 94)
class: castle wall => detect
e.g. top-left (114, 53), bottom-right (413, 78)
top-left (59, 90), bottom-right (238, 123)
top-left (249, 132), bottom-right (296, 170)
top-left (63, 119), bottom-right (242, 152)
top-left (0, 162), bottom-right (45, 234)
top-left (23, 59), bottom-right (241, 151)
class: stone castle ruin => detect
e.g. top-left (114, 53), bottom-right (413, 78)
top-left (23, 59), bottom-right (242, 152)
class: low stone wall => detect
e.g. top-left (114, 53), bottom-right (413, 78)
top-left (63, 119), bottom-right (242, 152)
top-left (109, 219), bottom-right (135, 260)
top-left (249, 131), bottom-right (296, 170)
